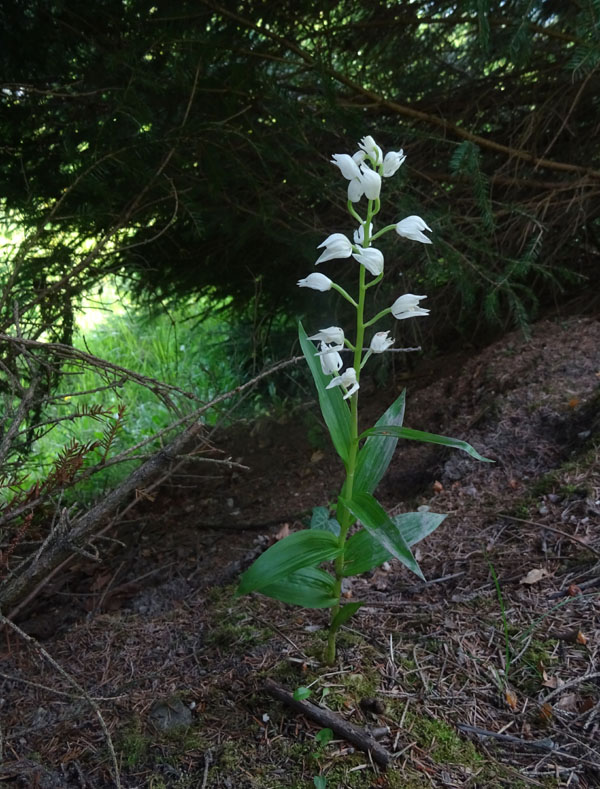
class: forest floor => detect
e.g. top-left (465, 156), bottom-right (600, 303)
top-left (1, 315), bottom-right (600, 789)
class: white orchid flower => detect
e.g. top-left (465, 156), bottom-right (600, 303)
top-left (391, 294), bottom-right (429, 320)
top-left (330, 153), bottom-right (361, 180)
top-left (370, 331), bottom-right (394, 353)
top-left (358, 135), bottom-right (383, 165)
top-left (395, 216), bottom-right (432, 244)
top-left (330, 154), bottom-right (365, 202)
top-left (326, 367), bottom-right (359, 399)
top-left (318, 341), bottom-right (343, 375)
top-left (383, 149), bottom-right (406, 177)
top-left (297, 273), bottom-right (333, 291)
top-left (316, 233), bottom-right (353, 265)
top-left (353, 222), bottom-right (373, 246)
top-left (358, 165), bottom-right (381, 200)
top-left (352, 247), bottom-right (384, 276)
top-left (347, 176), bottom-right (365, 203)
top-left (308, 326), bottom-right (345, 346)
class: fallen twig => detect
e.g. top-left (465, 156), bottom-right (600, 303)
top-left (264, 678), bottom-right (390, 768)
top-left (457, 723), bottom-right (557, 752)
top-left (499, 514), bottom-right (600, 558)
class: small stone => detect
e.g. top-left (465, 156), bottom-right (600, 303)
top-left (149, 698), bottom-right (193, 732)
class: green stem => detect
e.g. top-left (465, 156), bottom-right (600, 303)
top-left (331, 282), bottom-right (358, 308)
top-left (364, 306), bottom-right (392, 328)
top-left (325, 199), bottom-right (373, 665)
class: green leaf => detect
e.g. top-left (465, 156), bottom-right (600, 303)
top-left (354, 390), bottom-right (405, 494)
top-left (315, 728), bottom-right (333, 746)
top-left (341, 492), bottom-right (424, 580)
top-left (359, 425), bottom-right (492, 462)
top-left (329, 601), bottom-right (363, 631)
top-left (313, 777), bottom-right (327, 789)
top-left (237, 530), bottom-right (342, 596)
top-left (299, 322), bottom-right (353, 464)
top-left (260, 566), bottom-right (338, 608)
top-left (310, 506), bottom-right (340, 536)
top-left (294, 686), bottom-right (312, 701)
top-left (343, 511), bottom-right (446, 576)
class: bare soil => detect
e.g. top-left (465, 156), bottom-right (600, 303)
top-left (1, 315), bottom-right (600, 788)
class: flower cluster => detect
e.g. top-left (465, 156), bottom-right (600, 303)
top-left (297, 135), bottom-right (432, 400)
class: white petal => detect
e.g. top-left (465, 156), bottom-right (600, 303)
top-left (309, 326), bottom-right (345, 345)
top-left (358, 166), bottom-right (381, 200)
top-left (370, 331), bottom-right (394, 353)
top-left (297, 273), bottom-right (333, 291)
top-left (383, 150), bottom-right (406, 177)
top-left (391, 293), bottom-right (429, 319)
top-left (352, 247), bottom-right (384, 276)
top-left (319, 342), bottom-right (343, 374)
top-left (347, 177), bottom-right (364, 203)
top-left (395, 216), bottom-right (432, 244)
top-left (330, 153), bottom-right (361, 180)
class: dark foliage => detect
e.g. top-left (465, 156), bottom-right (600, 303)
top-left (1, 0), bottom-right (599, 344)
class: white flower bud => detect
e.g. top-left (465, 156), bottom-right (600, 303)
top-left (395, 216), bottom-right (432, 244)
top-left (297, 273), bottom-right (333, 291)
top-left (391, 294), bottom-right (429, 320)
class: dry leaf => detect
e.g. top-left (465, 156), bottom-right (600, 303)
top-left (556, 693), bottom-right (578, 712)
top-left (539, 702), bottom-right (553, 723)
top-left (568, 397), bottom-right (580, 409)
top-left (275, 523), bottom-right (290, 540)
top-left (505, 689), bottom-right (518, 710)
top-left (542, 675), bottom-right (562, 689)
top-left (576, 630), bottom-right (588, 645)
top-left (520, 567), bottom-right (550, 585)
top-left (432, 480), bottom-right (444, 493)
top-left (567, 584), bottom-right (582, 596)
top-left (310, 450), bottom-right (324, 463)
top-left (508, 478), bottom-right (519, 489)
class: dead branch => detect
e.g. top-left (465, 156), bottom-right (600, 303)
top-left (264, 678), bottom-right (391, 768)
top-left (0, 421), bottom-right (202, 611)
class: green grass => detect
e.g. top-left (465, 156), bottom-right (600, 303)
top-left (16, 291), bottom-right (248, 501)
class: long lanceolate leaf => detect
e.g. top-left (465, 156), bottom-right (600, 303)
top-left (299, 322), bottom-right (352, 465)
top-left (343, 511), bottom-right (446, 577)
top-left (354, 390), bottom-right (406, 494)
top-left (236, 529), bottom-right (342, 596)
top-left (359, 425), bottom-right (492, 462)
top-left (260, 567), bottom-right (338, 608)
top-left (341, 491), bottom-right (425, 580)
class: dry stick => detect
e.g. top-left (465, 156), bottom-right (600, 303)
top-left (457, 724), bottom-right (600, 769)
top-left (263, 679), bottom-right (390, 769)
top-left (0, 612), bottom-right (121, 789)
top-left (499, 514), bottom-right (600, 558)
top-left (541, 671), bottom-right (600, 705)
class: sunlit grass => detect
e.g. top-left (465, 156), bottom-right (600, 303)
top-left (25, 290), bottom-right (244, 500)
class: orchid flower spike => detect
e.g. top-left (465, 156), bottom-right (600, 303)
top-left (352, 247), bottom-right (384, 276)
top-left (297, 273), bottom-right (333, 292)
top-left (318, 341), bottom-right (343, 375)
top-left (395, 216), bottom-right (432, 244)
top-left (383, 149), bottom-right (406, 177)
top-left (309, 326), bottom-right (345, 347)
top-left (316, 233), bottom-right (353, 265)
top-left (370, 331), bottom-right (394, 353)
top-left (391, 294), bottom-right (429, 320)
top-left (326, 367), bottom-right (359, 400)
